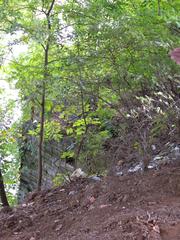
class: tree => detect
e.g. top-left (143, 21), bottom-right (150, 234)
top-left (6, 0), bottom-right (60, 190)
top-left (37, 0), bottom-right (56, 190)
top-left (0, 98), bottom-right (19, 207)
top-left (0, 168), bottom-right (9, 207)
top-left (4, 0), bottom-right (180, 184)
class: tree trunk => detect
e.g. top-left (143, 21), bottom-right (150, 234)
top-left (0, 168), bottom-right (9, 207)
top-left (37, 82), bottom-right (46, 191)
top-left (157, 0), bottom-right (161, 16)
top-left (37, 0), bottom-right (55, 191)
top-left (37, 45), bottom-right (49, 191)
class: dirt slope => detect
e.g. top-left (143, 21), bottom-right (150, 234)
top-left (1, 165), bottom-right (180, 240)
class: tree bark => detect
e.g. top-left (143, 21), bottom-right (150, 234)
top-left (157, 0), bottom-right (161, 16)
top-left (37, 0), bottom-right (55, 191)
top-left (0, 168), bottom-right (9, 207)
top-left (37, 82), bottom-right (46, 191)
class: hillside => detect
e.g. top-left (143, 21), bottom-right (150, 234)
top-left (0, 2), bottom-right (180, 239)
top-left (1, 164), bottom-right (180, 240)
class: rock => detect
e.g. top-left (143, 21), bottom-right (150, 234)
top-left (122, 195), bottom-right (128, 202)
top-left (68, 190), bottom-right (76, 196)
top-left (151, 145), bottom-right (156, 151)
top-left (88, 205), bottom-right (95, 211)
top-left (88, 196), bottom-right (96, 204)
top-left (117, 160), bottom-right (124, 166)
top-left (18, 123), bottom-right (75, 203)
top-left (89, 176), bottom-right (101, 181)
top-left (99, 204), bottom-right (112, 209)
top-left (55, 224), bottom-right (63, 231)
top-left (115, 171), bottom-right (123, 176)
top-left (70, 168), bottom-right (87, 180)
top-left (174, 146), bottom-right (180, 159)
top-left (128, 163), bottom-right (143, 173)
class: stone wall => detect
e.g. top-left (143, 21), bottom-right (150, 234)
top-left (18, 121), bottom-right (74, 202)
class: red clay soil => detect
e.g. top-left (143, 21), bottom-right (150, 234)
top-left (1, 165), bottom-right (180, 240)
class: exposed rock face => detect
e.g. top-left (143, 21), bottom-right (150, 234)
top-left (18, 121), bottom-right (74, 203)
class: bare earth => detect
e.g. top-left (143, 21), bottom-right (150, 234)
top-left (1, 165), bottom-right (180, 240)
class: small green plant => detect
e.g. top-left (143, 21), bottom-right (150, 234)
top-left (52, 172), bottom-right (69, 187)
top-left (28, 120), bottom-right (63, 141)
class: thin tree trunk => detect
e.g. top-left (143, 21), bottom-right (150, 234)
top-left (37, 82), bottom-right (46, 191)
top-left (74, 41), bottom-right (88, 167)
top-left (37, 0), bottom-right (55, 191)
top-left (0, 168), bottom-right (9, 207)
top-left (157, 0), bottom-right (161, 16)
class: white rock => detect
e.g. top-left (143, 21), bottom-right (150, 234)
top-left (151, 145), bottom-right (156, 151)
top-left (89, 176), bottom-right (102, 181)
top-left (70, 168), bottom-right (87, 180)
top-left (174, 146), bottom-right (180, 158)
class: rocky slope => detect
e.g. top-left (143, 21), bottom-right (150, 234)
top-left (1, 164), bottom-right (180, 239)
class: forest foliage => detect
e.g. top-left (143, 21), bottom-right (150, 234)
top-left (0, 0), bottom-right (179, 206)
